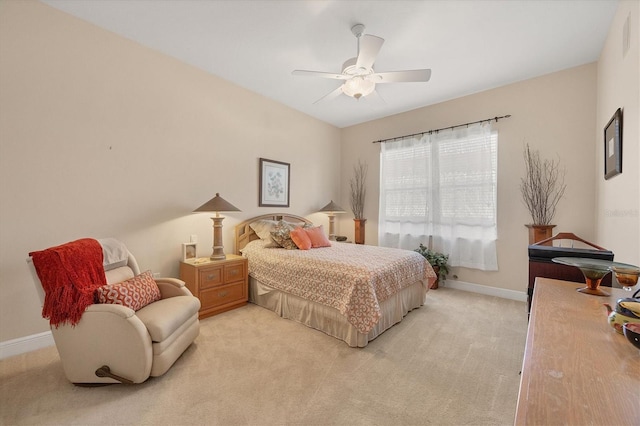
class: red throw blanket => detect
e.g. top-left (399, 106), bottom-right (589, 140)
top-left (30, 238), bottom-right (106, 327)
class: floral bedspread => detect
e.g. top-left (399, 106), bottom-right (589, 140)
top-left (241, 240), bottom-right (436, 334)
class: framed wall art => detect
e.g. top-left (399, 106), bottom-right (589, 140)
top-left (182, 242), bottom-right (197, 261)
top-left (259, 158), bottom-right (290, 207)
top-left (604, 108), bottom-right (623, 180)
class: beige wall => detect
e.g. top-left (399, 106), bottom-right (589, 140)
top-left (0, 1), bottom-right (340, 342)
top-left (2, 0), bottom-right (638, 347)
top-left (595, 0), bottom-right (640, 266)
top-left (339, 63), bottom-right (598, 294)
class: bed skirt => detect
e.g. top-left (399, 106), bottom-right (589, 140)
top-left (248, 276), bottom-right (428, 347)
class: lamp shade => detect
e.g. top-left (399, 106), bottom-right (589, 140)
top-left (318, 200), bottom-right (345, 213)
top-left (194, 193), bottom-right (240, 213)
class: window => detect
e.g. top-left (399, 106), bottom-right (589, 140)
top-left (379, 122), bottom-right (498, 270)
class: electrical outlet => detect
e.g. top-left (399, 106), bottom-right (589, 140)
top-left (153, 272), bottom-right (161, 279)
top-left (190, 234), bottom-right (198, 243)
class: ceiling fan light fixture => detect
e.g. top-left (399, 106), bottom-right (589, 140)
top-left (293, 23), bottom-right (430, 104)
top-left (342, 76), bottom-right (375, 99)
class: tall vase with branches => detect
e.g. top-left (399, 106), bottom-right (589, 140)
top-left (350, 160), bottom-right (368, 244)
top-left (520, 143), bottom-right (567, 243)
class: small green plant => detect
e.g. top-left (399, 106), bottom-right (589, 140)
top-left (414, 243), bottom-right (449, 282)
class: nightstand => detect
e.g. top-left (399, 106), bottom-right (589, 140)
top-left (179, 254), bottom-right (248, 319)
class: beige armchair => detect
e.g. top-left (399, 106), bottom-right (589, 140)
top-left (28, 240), bottom-right (200, 385)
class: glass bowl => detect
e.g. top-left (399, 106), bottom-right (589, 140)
top-left (612, 266), bottom-right (640, 291)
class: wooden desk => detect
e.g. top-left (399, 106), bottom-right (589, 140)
top-left (515, 278), bottom-right (640, 425)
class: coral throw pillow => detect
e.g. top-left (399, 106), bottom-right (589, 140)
top-left (290, 227), bottom-right (312, 250)
top-left (95, 270), bottom-right (161, 311)
top-left (305, 225), bottom-right (332, 248)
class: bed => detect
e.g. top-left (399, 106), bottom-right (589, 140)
top-left (234, 214), bottom-right (437, 347)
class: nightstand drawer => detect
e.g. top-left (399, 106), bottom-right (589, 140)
top-left (199, 266), bottom-right (223, 289)
top-left (224, 262), bottom-right (245, 282)
top-left (180, 255), bottom-right (248, 319)
top-left (200, 281), bottom-right (245, 309)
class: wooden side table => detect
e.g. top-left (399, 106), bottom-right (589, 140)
top-left (179, 254), bottom-right (248, 319)
top-left (515, 277), bottom-right (640, 425)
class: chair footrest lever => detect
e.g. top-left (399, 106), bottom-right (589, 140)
top-left (94, 365), bottom-right (134, 384)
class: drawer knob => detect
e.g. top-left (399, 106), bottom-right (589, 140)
top-left (207, 274), bottom-right (215, 280)
top-left (218, 290), bottom-right (228, 298)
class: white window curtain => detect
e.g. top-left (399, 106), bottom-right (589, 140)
top-left (379, 122), bottom-right (498, 271)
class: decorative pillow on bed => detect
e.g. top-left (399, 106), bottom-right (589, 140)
top-left (290, 227), bottom-right (312, 250)
top-left (305, 225), bottom-right (332, 248)
top-left (285, 220), bottom-right (307, 228)
top-left (249, 219), bottom-right (280, 248)
top-left (94, 270), bottom-right (161, 311)
top-left (270, 221), bottom-right (298, 250)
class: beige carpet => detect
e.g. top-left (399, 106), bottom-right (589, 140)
top-left (0, 287), bottom-right (527, 426)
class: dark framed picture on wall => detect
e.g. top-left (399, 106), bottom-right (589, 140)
top-left (604, 108), bottom-right (623, 180)
top-left (259, 158), bottom-right (290, 207)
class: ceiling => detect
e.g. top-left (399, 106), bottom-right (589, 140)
top-left (41, 0), bottom-right (618, 128)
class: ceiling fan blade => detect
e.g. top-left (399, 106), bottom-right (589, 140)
top-left (364, 89), bottom-right (386, 105)
top-left (355, 35), bottom-right (384, 70)
top-left (313, 86), bottom-right (344, 104)
top-left (370, 69), bottom-right (431, 83)
top-left (292, 70), bottom-right (348, 80)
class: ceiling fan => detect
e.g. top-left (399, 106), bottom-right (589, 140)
top-left (292, 24), bottom-right (431, 103)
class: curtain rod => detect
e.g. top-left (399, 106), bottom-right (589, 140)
top-left (372, 114), bottom-right (512, 144)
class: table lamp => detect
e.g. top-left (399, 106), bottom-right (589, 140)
top-left (318, 200), bottom-right (345, 241)
top-left (194, 193), bottom-right (240, 260)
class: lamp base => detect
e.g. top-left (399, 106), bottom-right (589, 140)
top-left (210, 216), bottom-right (226, 261)
top-left (210, 244), bottom-right (226, 260)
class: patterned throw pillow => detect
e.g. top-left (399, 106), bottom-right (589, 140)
top-left (94, 270), bottom-right (161, 311)
top-left (270, 220), bottom-right (298, 250)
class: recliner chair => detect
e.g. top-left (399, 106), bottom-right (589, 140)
top-left (27, 239), bottom-right (201, 385)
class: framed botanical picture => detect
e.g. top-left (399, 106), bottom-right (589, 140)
top-left (604, 108), bottom-right (623, 180)
top-left (182, 242), bottom-right (197, 261)
top-left (259, 158), bottom-right (290, 207)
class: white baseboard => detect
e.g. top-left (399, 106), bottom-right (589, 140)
top-left (442, 280), bottom-right (528, 302)
top-left (0, 330), bottom-right (54, 360)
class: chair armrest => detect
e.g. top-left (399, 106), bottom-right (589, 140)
top-left (155, 277), bottom-right (194, 298)
top-left (85, 303), bottom-right (135, 319)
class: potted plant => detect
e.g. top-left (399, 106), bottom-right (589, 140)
top-left (350, 160), bottom-right (368, 244)
top-left (414, 243), bottom-right (449, 289)
top-left (520, 143), bottom-right (567, 244)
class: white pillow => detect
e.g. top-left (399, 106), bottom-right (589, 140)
top-left (249, 219), bottom-right (279, 247)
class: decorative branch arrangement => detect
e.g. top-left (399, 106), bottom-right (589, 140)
top-left (350, 160), bottom-right (368, 219)
top-left (520, 143), bottom-right (567, 225)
